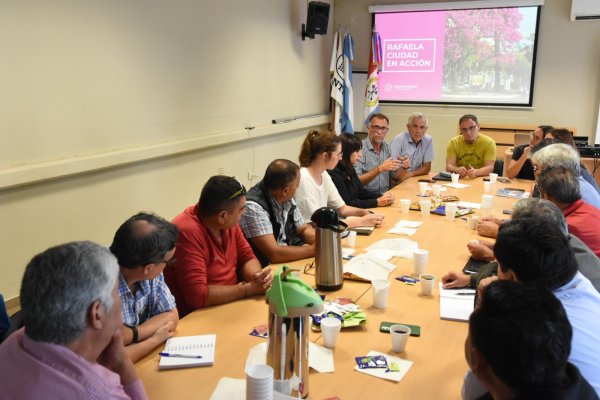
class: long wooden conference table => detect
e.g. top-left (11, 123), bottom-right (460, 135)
top-left (135, 175), bottom-right (532, 399)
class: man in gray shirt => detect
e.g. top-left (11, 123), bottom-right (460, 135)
top-left (355, 112), bottom-right (403, 193)
top-left (390, 112), bottom-right (435, 183)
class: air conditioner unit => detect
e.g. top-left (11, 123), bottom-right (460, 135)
top-left (571, 0), bottom-right (600, 21)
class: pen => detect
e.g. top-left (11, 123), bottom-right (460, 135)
top-left (159, 352), bottom-right (203, 359)
top-left (456, 292), bottom-right (475, 296)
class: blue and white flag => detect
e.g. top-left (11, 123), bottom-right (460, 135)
top-left (341, 32), bottom-right (354, 134)
top-left (329, 31), bottom-right (344, 134)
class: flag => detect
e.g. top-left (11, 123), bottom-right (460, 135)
top-left (364, 27), bottom-right (382, 127)
top-left (329, 31), bottom-right (344, 134)
top-left (341, 31), bottom-right (354, 134)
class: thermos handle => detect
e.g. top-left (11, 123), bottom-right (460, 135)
top-left (327, 220), bottom-right (348, 233)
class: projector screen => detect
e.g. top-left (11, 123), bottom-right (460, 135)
top-left (373, 5), bottom-right (541, 107)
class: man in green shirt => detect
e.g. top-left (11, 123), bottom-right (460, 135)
top-left (446, 114), bottom-right (496, 178)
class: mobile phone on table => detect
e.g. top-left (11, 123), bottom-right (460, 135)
top-left (379, 321), bottom-right (421, 337)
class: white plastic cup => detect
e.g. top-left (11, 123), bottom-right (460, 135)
top-left (419, 200), bottom-right (431, 218)
top-left (413, 249), bottom-right (429, 276)
top-left (418, 182), bottom-right (428, 195)
top-left (451, 173), bottom-right (459, 183)
top-left (320, 317), bottom-right (342, 348)
top-left (445, 203), bottom-right (458, 222)
top-left (246, 364), bottom-right (274, 400)
top-left (483, 181), bottom-right (492, 193)
top-left (390, 325), bottom-right (411, 353)
top-left (372, 279), bottom-right (390, 309)
top-left (419, 274), bottom-right (436, 296)
top-left (481, 194), bottom-right (494, 207)
top-left (489, 173), bottom-right (498, 184)
top-left (466, 214), bottom-right (479, 230)
top-left (400, 198), bottom-right (410, 214)
top-left (346, 231), bottom-right (357, 248)
top-left (431, 184), bottom-right (442, 196)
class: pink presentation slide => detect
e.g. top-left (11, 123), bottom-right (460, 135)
top-left (376, 11), bottom-right (447, 101)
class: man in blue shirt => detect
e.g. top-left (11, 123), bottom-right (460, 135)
top-left (110, 212), bottom-right (180, 362)
top-left (390, 112), bottom-right (435, 182)
top-left (355, 113), bottom-right (403, 193)
top-left (463, 218), bottom-right (600, 398)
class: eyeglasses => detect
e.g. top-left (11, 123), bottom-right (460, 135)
top-left (228, 176), bottom-right (247, 199)
top-left (369, 125), bottom-right (389, 133)
top-left (146, 257), bottom-right (176, 267)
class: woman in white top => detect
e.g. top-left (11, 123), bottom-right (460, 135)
top-left (294, 129), bottom-right (384, 228)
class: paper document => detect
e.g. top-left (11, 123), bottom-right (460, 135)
top-left (366, 238), bottom-right (419, 258)
top-left (457, 201), bottom-right (481, 210)
top-left (443, 182), bottom-right (471, 189)
top-left (354, 351), bottom-right (413, 382)
top-left (387, 226), bottom-right (418, 236)
top-left (439, 283), bottom-right (475, 322)
top-left (395, 220), bottom-right (423, 228)
top-left (365, 249), bottom-right (396, 261)
top-left (343, 254), bottom-right (396, 281)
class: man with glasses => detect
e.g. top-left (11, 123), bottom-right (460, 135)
top-left (164, 176), bottom-right (272, 317)
top-left (355, 113), bottom-right (403, 193)
top-left (506, 125), bottom-right (553, 180)
top-left (390, 112), bottom-right (435, 183)
top-left (109, 212), bottom-right (180, 362)
top-left (446, 114), bottom-right (496, 178)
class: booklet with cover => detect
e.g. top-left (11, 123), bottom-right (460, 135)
top-left (496, 188), bottom-right (528, 199)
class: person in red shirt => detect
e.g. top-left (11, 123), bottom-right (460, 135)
top-left (164, 176), bottom-right (272, 317)
top-left (538, 166), bottom-right (600, 258)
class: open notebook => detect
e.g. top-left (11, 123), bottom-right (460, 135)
top-left (159, 334), bottom-right (216, 370)
top-left (439, 283), bottom-right (475, 322)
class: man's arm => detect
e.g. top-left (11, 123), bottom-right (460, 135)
top-left (396, 162), bottom-right (432, 182)
top-left (446, 156), bottom-right (468, 177)
top-left (121, 309), bottom-right (179, 345)
top-left (468, 160), bottom-right (494, 177)
top-left (506, 147), bottom-right (530, 179)
top-left (123, 320), bottom-right (175, 363)
top-left (248, 234), bottom-right (315, 264)
top-left (298, 223), bottom-right (315, 244)
top-left (357, 158), bottom-right (402, 185)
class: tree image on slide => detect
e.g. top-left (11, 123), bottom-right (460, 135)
top-left (443, 8), bottom-right (529, 98)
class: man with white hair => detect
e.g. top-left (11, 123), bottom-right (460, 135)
top-left (531, 142), bottom-right (600, 210)
top-left (390, 112), bottom-right (435, 182)
top-left (0, 241), bottom-right (148, 399)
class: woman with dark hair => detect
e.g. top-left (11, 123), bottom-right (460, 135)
top-left (329, 133), bottom-right (395, 208)
top-left (294, 129), bottom-right (384, 228)
top-left (545, 128), bottom-right (600, 193)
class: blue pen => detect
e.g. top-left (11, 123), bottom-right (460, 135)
top-left (159, 352), bottom-right (203, 359)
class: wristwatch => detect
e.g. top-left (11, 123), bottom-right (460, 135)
top-left (125, 324), bottom-right (139, 343)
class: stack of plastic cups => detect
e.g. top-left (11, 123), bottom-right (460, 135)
top-left (483, 180), bottom-right (492, 193)
top-left (246, 364), bottom-right (274, 400)
top-left (445, 203), bottom-right (458, 222)
top-left (413, 249), bottom-right (429, 276)
top-left (480, 194), bottom-right (494, 218)
top-left (419, 200), bottom-right (431, 218)
top-left (489, 173), bottom-right (498, 184)
top-left (431, 184), bottom-right (442, 197)
top-left (418, 182), bottom-right (428, 196)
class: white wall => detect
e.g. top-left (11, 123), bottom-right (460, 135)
top-left (335, 0), bottom-right (600, 172)
top-left (0, 0), bottom-right (333, 299)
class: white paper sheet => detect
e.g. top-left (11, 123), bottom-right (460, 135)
top-left (395, 220), bottom-right (423, 228)
top-left (387, 226), bottom-right (418, 236)
top-left (443, 182), bottom-right (471, 189)
top-left (365, 249), bottom-right (396, 262)
top-left (456, 201), bottom-right (481, 209)
top-left (365, 238), bottom-right (419, 258)
top-left (209, 378), bottom-right (300, 400)
top-left (342, 253), bottom-right (397, 281)
top-left (354, 351), bottom-right (413, 382)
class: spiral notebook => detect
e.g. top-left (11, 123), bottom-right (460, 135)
top-left (439, 283), bottom-right (475, 322)
top-left (159, 334), bottom-right (216, 370)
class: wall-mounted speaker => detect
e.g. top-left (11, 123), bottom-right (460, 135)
top-left (302, 1), bottom-right (330, 40)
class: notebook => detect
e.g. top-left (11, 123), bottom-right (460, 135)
top-left (159, 334), bottom-right (216, 370)
top-left (348, 226), bottom-right (375, 235)
top-left (439, 283), bottom-right (475, 322)
top-left (496, 188), bottom-right (528, 199)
